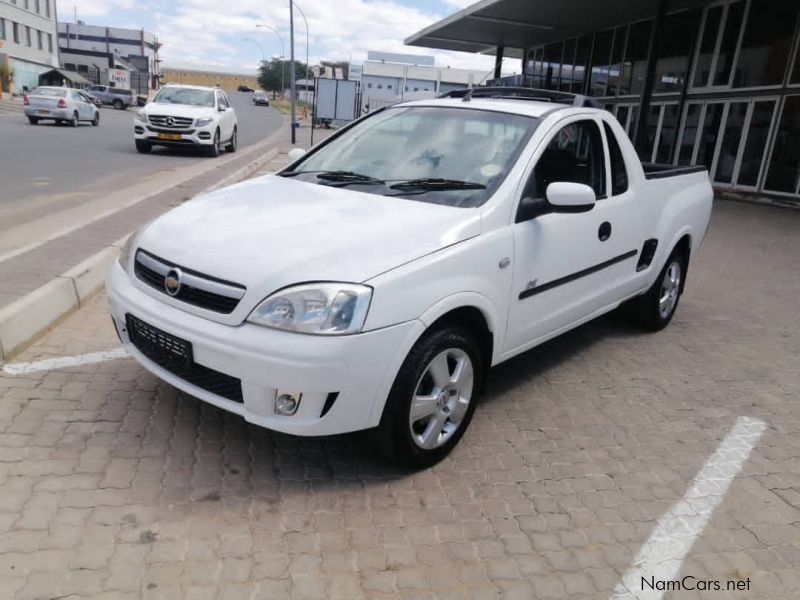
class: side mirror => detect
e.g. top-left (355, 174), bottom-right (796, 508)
top-left (545, 182), bottom-right (596, 213)
top-left (218, 105), bottom-right (227, 112)
top-left (287, 147), bottom-right (307, 162)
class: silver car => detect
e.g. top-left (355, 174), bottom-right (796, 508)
top-left (24, 87), bottom-right (100, 127)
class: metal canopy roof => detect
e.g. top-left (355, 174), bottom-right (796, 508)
top-left (405, 0), bottom-right (712, 58)
top-left (39, 69), bottom-right (92, 85)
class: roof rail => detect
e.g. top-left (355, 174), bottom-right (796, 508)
top-left (439, 86), bottom-right (601, 108)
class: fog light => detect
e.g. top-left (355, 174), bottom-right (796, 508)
top-left (275, 391), bottom-right (301, 416)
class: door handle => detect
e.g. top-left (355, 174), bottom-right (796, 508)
top-left (598, 222), bottom-right (612, 241)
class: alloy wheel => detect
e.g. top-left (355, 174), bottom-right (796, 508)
top-left (658, 260), bottom-right (682, 319)
top-left (408, 348), bottom-right (474, 450)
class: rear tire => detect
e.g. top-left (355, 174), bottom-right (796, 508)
top-left (205, 130), bottom-right (220, 157)
top-left (374, 325), bottom-right (484, 468)
top-left (628, 247), bottom-right (688, 331)
top-left (135, 140), bottom-right (152, 154)
top-left (70, 112), bottom-right (79, 127)
top-left (28, 116), bottom-right (38, 125)
top-left (225, 127), bottom-right (237, 153)
top-left (113, 99), bottom-right (124, 110)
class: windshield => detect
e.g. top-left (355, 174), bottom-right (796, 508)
top-left (254, 91), bottom-right (266, 97)
top-left (283, 106), bottom-right (538, 208)
top-left (152, 87), bottom-right (215, 107)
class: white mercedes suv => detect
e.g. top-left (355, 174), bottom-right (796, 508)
top-left (133, 84), bottom-right (238, 157)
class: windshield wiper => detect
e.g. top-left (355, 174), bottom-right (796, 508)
top-left (278, 170), bottom-right (385, 185)
top-left (388, 178), bottom-right (486, 191)
top-left (316, 170), bottom-right (384, 184)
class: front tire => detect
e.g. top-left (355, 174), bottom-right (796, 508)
top-left (91, 112), bottom-right (100, 126)
top-left (375, 325), bottom-right (484, 468)
top-left (205, 130), bottom-right (220, 157)
top-left (135, 140), bottom-right (152, 154)
top-left (629, 248), bottom-right (688, 331)
top-left (225, 127), bottom-right (237, 153)
top-left (28, 116), bottom-right (38, 125)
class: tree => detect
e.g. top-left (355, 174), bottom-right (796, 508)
top-left (257, 59), bottom-right (310, 93)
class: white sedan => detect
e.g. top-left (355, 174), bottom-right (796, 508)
top-left (24, 87), bottom-right (100, 126)
top-left (107, 91), bottom-right (712, 466)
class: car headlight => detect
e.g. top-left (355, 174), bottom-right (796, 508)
top-left (135, 110), bottom-right (147, 123)
top-left (118, 228), bottom-right (142, 274)
top-left (247, 283), bottom-right (372, 335)
top-left (195, 117), bottom-right (214, 127)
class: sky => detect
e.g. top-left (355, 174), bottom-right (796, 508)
top-left (55, 0), bottom-right (520, 75)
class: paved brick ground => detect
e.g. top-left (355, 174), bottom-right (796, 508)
top-left (0, 199), bottom-right (798, 599)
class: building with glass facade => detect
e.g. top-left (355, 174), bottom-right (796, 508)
top-left (407, 0), bottom-right (800, 204)
top-left (0, 0), bottom-right (59, 94)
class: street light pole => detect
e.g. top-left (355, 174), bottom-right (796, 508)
top-left (242, 38), bottom-right (265, 90)
top-left (289, 0), bottom-right (296, 144)
top-left (242, 37), bottom-right (265, 63)
top-left (292, 2), bottom-right (309, 90)
top-left (256, 24), bottom-right (285, 93)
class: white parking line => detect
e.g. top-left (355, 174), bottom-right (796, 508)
top-left (2, 347), bottom-right (129, 375)
top-left (611, 416), bottom-right (767, 600)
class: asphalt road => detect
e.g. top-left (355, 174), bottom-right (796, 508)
top-left (0, 92), bottom-right (282, 229)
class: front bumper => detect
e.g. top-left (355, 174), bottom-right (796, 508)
top-left (25, 107), bottom-right (71, 119)
top-left (106, 262), bottom-right (424, 436)
top-left (133, 120), bottom-right (216, 146)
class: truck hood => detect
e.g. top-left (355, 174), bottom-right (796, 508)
top-left (136, 175), bottom-right (481, 320)
top-left (143, 103), bottom-right (216, 119)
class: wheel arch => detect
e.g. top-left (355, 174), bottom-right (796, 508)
top-left (367, 296), bottom-right (499, 429)
top-left (418, 292), bottom-right (500, 366)
top-left (669, 232), bottom-right (692, 293)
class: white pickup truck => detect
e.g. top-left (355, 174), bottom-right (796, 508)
top-left (107, 88), bottom-right (713, 466)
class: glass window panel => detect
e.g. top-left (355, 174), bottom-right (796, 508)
top-left (696, 103), bottom-right (724, 169)
top-left (656, 104), bottom-right (680, 163)
top-left (639, 104), bottom-right (662, 161)
top-left (620, 20), bottom-right (652, 96)
top-left (714, 102), bottom-right (748, 183)
top-left (573, 35), bottom-right (590, 93)
top-left (693, 6), bottom-right (723, 88)
top-left (733, 0), bottom-right (799, 88)
top-left (627, 105), bottom-right (639, 137)
top-left (655, 10), bottom-right (701, 92)
top-left (765, 96), bottom-right (800, 192)
top-left (678, 103), bottom-right (702, 165)
top-left (607, 26), bottom-right (627, 96)
top-left (793, 42), bottom-right (800, 84)
top-left (529, 120), bottom-right (606, 199)
top-left (543, 42), bottom-right (563, 90)
top-left (617, 105), bottom-right (630, 130)
top-left (713, 1), bottom-right (745, 86)
top-left (560, 38), bottom-right (576, 92)
top-left (737, 100), bottom-right (776, 186)
top-left (604, 122), bottom-right (629, 195)
top-left (590, 29), bottom-right (613, 96)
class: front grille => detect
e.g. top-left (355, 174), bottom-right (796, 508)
top-left (147, 114), bottom-right (194, 129)
top-left (146, 125), bottom-right (196, 135)
top-left (126, 314), bottom-right (243, 403)
top-left (134, 250), bottom-right (245, 314)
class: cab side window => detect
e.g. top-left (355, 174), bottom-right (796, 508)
top-left (522, 119), bottom-right (607, 202)
top-left (603, 121), bottom-right (629, 195)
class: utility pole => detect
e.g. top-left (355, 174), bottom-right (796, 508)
top-left (289, 0), bottom-right (296, 144)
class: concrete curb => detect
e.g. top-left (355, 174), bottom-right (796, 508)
top-left (0, 142), bottom-right (283, 362)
